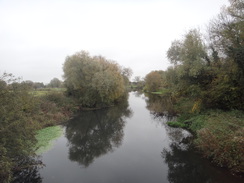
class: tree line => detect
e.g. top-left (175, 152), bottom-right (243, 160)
top-left (144, 0), bottom-right (244, 111)
top-left (143, 0), bottom-right (244, 174)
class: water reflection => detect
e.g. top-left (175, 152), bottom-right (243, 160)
top-left (145, 94), bottom-right (176, 118)
top-left (12, 157), bottom-right (43, 183)
top-left (65, 96), bottom-right (132, 167)
top-left (160, 124), bottom-right (212, 183)
top-left (162, 143), bottom-right (215, 183)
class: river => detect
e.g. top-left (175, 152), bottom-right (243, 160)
top-left (14, 92), bottom-right (243, 183)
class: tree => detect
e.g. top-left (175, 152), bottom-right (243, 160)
top-left (121, 67), bottom-right (133, 86)
top-left (0, 73), bottom-right (37, 182)
top-left (166, 29), bottom-right (212, 101)
top-left (48, 78), bottom-right (62, 88)
top-left (209, 0), bottom-right (244, 73)
top-left (144, 71), bottom-right (163, 92)
top-left (63, 51), bottom-right (126, 108)
top-left (167, 29), bottom-right (208, 79)
top-left (206, 0), bottom-right (244, 109)
top-left (33, 82), bottom-right (44, 90)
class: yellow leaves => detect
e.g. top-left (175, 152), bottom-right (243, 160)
top-left (191, 99), bottom-right (202, 113)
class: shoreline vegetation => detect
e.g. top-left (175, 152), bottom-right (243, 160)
top-left (144, 90), bottom-right (243, 176)
top-left (166, 99), bottom-right (244, 175)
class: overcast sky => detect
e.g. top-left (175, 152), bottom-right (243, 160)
top-left (0, 0), bottom-right (228, 83)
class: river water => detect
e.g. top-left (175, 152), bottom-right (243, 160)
top-left (17, 92), bottom-right (243, 183)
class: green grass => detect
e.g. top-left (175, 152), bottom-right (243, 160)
top-left (31, 90), bottom-right (50, 96)
top-left (151, 91), bottom-right (163, 94)
top-left (35, 125), bottom-right (63, 155)
top-left (195, 110), bottom-right (244, 173)
top-left (167, 121), bottom-right (187, 128)
top-left (31, 88), bottom-right (66, 96)
top-left (167, 109), bottom-right (244, 173)
top-left (151, 88), bottom-right (170, 95)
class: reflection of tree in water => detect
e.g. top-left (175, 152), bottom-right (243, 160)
top-left (132, 91), bottom-right (143, 98)
top-left (12, 157), bottom-right (43, 183)
top-left (161, 119), bottom-right (235, 183)
top-left (146, 94), bottom-right (215, 183)
top-left (145, 94), bottom-right (176, 119)
top-left (65, 95), bottom-right (132, 167)
top-left (162, 141), bottom-right (215, 183)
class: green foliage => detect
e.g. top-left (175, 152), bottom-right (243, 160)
top-left (144, 70), bottom-right (164, 92)
top-left (166, 113), bottom-right (205, 131)
top-left (205, 0), bottom-right (244, 110)
top-left (34, 91), bottom-right (77, 128)
top-left (63, 51), bottom-right (126, 108)
top-left (167, 29), bottom-right (208, 78)
top-left (48, 78), bottom-right (62, 88)
top-left (167, 109), bottom-right (244, 173)
top-left (151, 91), bottom-right (163, 95)
top-left (0, 73), bottom-right (77, 182)
top-left (167, 121), bottom-right (187, 128)
top-left (164, 0), bottom-right (244, 111)
top-left (31, 88), bottom-right (66, 96)
top-left (195, 110), bottom-right (244, 173)
top-left (130, 76), bottom-right (145, 91)
top-left (0, 73), bottom-right (37, 182)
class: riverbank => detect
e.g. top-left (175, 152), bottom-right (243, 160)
top-left (34, 91), bottom-right (78, 128)
top-left (166, 98), bottom-right (244, 176)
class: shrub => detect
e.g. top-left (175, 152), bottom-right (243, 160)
top-left (195, 110), bottom-right (244, 173)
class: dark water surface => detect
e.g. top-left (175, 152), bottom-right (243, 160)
top-left (23, 92), bottom-right (243, 183)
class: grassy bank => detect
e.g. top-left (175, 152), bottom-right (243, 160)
top-left (151, 89), bottom-right (170, 95)
top-left (34, 91), bottom-right (78, 128)
top-left (167, 109), bottom-right (244, 174)
top-left (147, 91), bottom-right (244, 175)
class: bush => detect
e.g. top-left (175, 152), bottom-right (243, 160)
top-left (36, 92), bottom-right (77, 127)
top-left (195, 110), bottom-right (244, 173)
top-left (0, 74), bottom-right (37, 182)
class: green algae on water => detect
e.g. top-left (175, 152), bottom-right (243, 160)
top-left (35, 125), bottom-right (63, 155)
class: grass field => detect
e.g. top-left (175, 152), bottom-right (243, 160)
top-left (31, 88), bottom-right (66, 96)
top-left (151, 89), bottom-right (170, 95)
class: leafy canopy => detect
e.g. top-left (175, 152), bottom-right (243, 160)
top-left (63, 51), bottom-right (126, 108)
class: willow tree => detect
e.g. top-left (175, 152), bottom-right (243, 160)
top-left (167, 29), bottom-right (208, 79)
top-left (63, 51), bottom-right (126, 108)
top-left (166, 29), bottom-right (211, 99)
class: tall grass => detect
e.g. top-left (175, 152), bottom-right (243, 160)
top-left (167, 109), bottom-right (244, 174)
top-left (195, 110), bottom-right (244, 174)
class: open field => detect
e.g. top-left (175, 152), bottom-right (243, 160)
top-left (31, 88), bottom-right (66, 96)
